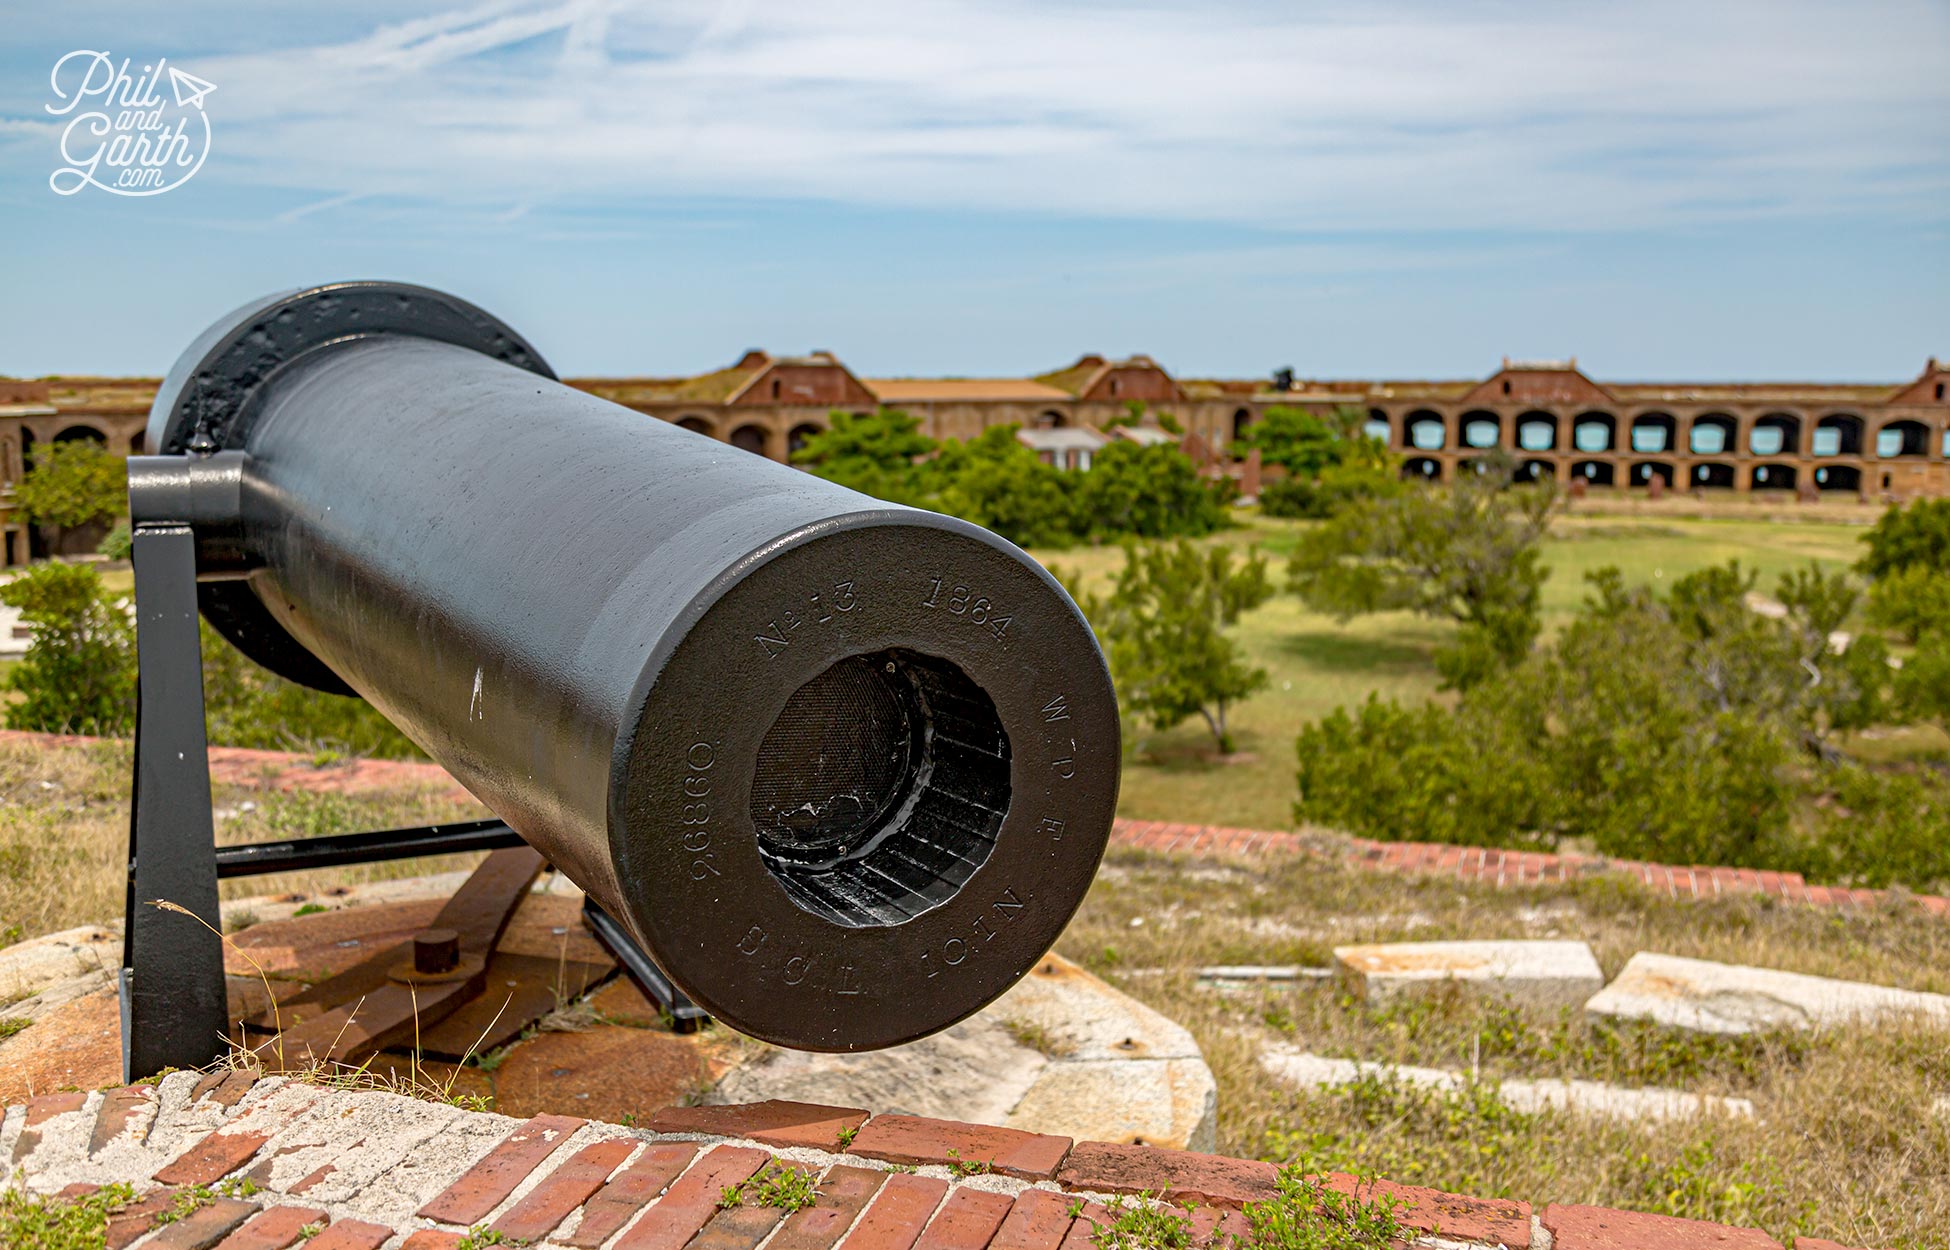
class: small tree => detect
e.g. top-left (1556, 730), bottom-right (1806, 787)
top-left (0, 562), bottom-right (135, 735)
top-left (1859, 497), bottom-right (1950, 579)
top-left (1238, 405), bottom-right (1364, 476)
top-left (1085, 540), bottom-right (1273, 752)
top-left (14, 440), bottom-right (126, 551)
top-left (1289, 455), bottom-right (1554, 688)
top-left (1074, 441), bottom-right (1228, 540)
top-left (791, 409), bottom-right (937, 507)
top-left (931, 425), bottom-right (1079, 548)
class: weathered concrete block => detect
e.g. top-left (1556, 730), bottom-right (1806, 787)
top-left (1333, 940), bottom-right (1604, 1011)
top-left (990, 953), bottom-right (1202, 1062)
top-left (1258, 1047), bottom-right (1753, 1122)
top-left (708, 953), bottom-right (1215, 1151)
top-left (1003, 1056), bottom-right (1217, 1153)
top-left (1585, 952), bottom-right (1950, 1035)
top-left (1498, 1077), bottom-right (1752, 1122)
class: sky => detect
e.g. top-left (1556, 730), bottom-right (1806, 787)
top-left (1, 0), bottom-right (1946, 382)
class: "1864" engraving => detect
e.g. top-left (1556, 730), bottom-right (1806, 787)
top-left (920, 575), bottom-right (1012, 643)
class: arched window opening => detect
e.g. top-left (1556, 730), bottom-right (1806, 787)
top-left (1814, 464), bottom-right (1862, 492)
top-left (1232, 407), bottom-right (1253, 443)
top-left (1812, 414), bottom-right (1862, 457)
top-left (1630, 413), bottom-right (1675, 454)
top-left (1750, 413), bottom-right (1800, 456)
top-left (1362, 408), bottom-right (1390, 442)
top-left (1631, 461), bottom-right (1675, 488)
top-left (1692, 462), bottom-right (1736, 489)
top-left (1036, 410), bottom-right (1067, 430)
top-left (1517, 459), bottom-right (1555, 482)
top-left (1405, 410), bottom-right (1445, 451)
top-left (1570, 460), bottom-right (1615, 487)
top-left (730, 424), bottom-right (770, 456)
top-left (1516, 411), bottom-right (1557, 452)
top-left (1876, 420), bottom-right (1928, 458)
top-left (1572, 412), bottom-right (1615, 453)
top-left (54, 425), bottom-right (107, 445)
top-left (1751, 464), bottom-right (1797, 491)
top-left (787, 422), bottom-right (824, 457)
top-left (676, 415), bottom-right (715, 437)
top-left (1401, 456), bottom-right (1443, 481)
top-left (1689, 414), bottom-right (1735, 456)
top-left (1460, 410), bottom-right (1500, 449)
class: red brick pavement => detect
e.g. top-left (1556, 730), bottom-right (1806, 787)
top-left (5, 1076), bottom-right (1887, 1250)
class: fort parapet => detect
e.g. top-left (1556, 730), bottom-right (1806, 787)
top-left (4, 352), bottom-right (1947, 562)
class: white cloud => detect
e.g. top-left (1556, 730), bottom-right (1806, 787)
top-left (50, 0), bottom-right (1950, 230)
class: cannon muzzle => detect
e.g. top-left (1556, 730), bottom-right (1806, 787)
top-left (139, 281), bottom-right (1119, 1052)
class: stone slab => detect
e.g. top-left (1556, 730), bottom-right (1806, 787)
top-left (989, 954), bottom-right (1202, 1062)
top-left (710, 953), bottom-right (1216, 1150)
top-left (1334, 940), bottom-right (1605, 1011)
top-left (1584, 952), bottom-right (1950, 1035)
top-left (0, 924), bottom-right (119, 1000)
top-left (1259, 1047), bottom-right (1753, 1122)
top-left (1003, 1057), bottom-right (1216, 1151)
top-left (712, 1014), bottom-right (1047, 1127)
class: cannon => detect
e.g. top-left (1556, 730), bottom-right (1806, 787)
top-left (121, 281), bottom-right (1118, 1079)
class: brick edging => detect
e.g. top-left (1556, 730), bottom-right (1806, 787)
top-left (7, 1080), bottom-right (1877, 1249)
top-left (1107, 819), bottom-right (1950, 917)
top-left (9, 729), bottom-right (1939, 917)
top-left (13, 729), bottom-right (1934, 918)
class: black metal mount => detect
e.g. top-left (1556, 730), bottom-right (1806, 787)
top-left (122, 457), bottom-right (704, 1081)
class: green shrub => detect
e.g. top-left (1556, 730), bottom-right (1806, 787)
top-left (1289, 459), bottom-right (1553, 689)
top-left (1859, 497), bottom-right (1950, 579)
top-left (0, 561), bottom-right (422, 758)
top-left (791, 409), bottom-right (938, 507)
top-left (14, 440), bottom-right (126, 540)
top-left (796, 410), bottom-right (1225, 547)
top-left (199, 620), bottom-right (424, 759)
top-left (1295, 560), bottom-right (1918, 880)
top-left (1806, 764), bottom-right (1950, 892)
top-left (97, 519), bottom-right (132, 561)
top-left (1073, 441), bottom-right (1229, 540)
top-left (1295, 695), bottom-right (1556, 848)
top-left (1863, 564), bottom-right (1950, 643)
top-left (1258, 461), bottom-right (1402, 521)
top-left (930, 426), bottom-right (1079, 547)
top-left (0, 562), bottom-right (136, 735)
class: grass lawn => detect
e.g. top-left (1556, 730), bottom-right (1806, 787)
top-left (0, 736), bottom-right (485, 943)
top-left (1066, 846), bottom-right (1950, 1249)
top-left (1030, 506), bottom-right (1874, 832)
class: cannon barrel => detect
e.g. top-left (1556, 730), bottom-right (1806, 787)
top-left (139, 281), bottom-right (1119, 1051)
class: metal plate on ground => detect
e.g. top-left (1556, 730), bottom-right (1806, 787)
top-left (412, 955), bottom-right (616, 1060)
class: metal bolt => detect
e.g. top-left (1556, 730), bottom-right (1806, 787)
top-left (413, 927), bottom-right (461, 974)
